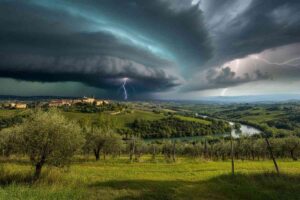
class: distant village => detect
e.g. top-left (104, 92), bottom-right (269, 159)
top-left (0, 97), bottom-right (110, 109)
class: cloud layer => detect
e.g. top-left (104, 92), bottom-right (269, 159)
top-left (0, 0), bottom-right (300, 98)
top-left (184, 67), bottom-right (271, 91)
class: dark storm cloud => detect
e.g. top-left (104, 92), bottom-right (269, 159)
top-left (61, 0), bottom-right (213, 67)
top-left (0, 30), bottom-right (172, 69)
top-left (180, 0), bottom-right (300, 92)
top-left (0, 0), bottom-right (211, 95)
top-left (205, 67), bottom-right (270, 90)
top-left (183, 67), bottom-right (271, 91)
top-left (0, 0), bottom-right (174, 66)
top-left (1, 0), bottom-right (300, 97)
top-left (206, 0), bottom-right (300, 63)
top-left (0, 54), bottom-right (181, 92)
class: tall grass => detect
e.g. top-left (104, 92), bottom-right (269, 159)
top-left (0, 156), bottom-right (300, 199)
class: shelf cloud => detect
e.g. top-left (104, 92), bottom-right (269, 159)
top-left (0, 0), bottom-right (300, 98)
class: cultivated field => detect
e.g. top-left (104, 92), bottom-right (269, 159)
top-left (1, 103), bottom-right (300, 200)
top-left (1, 157), bottom-right (300, 200)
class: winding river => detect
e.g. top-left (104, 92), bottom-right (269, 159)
top-left (145, 114), bottom-right (261, 142)
top-left (197, 114), bottom-right (261, 137)
top-left (229, 122), bottom-right (261, 138)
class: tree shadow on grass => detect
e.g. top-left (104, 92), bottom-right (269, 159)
top-left (0, 167), bottom-right (65, 186)
top-left (89, 173), bottom-right (300, 200)
top-left (0, 171), bottom-right (34, 186)
top-left (0, 157), bottom-right (31, 165)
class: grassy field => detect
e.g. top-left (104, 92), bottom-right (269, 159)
top-left (174, 115), bottom-right (211, 125)
top-left (170, 103), bottom-right (300, 135)
top-left (1, 157), bottom-right (300, 200)
top-left (1, 108), bottom-right (211, 129)
top-left (0, 110), bottom-right (27, 118)
top-left (63, 110), bottom-right (165, 128)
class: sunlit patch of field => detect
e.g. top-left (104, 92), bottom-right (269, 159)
top-left (1, 157), bottom-right (300, 200)
top-left (62, 110), bottom-right (165, 128)
top-left (0, 109), bottom-right (27, 118)
top-left (175, 115), bottom-right (211, 125)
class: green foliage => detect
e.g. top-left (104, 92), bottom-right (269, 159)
top-left (103, 133), bottom-right (124, 156)
top-left (129, 117), bottom-right (231, 139)
top-left (117, 136), bottom-right (300, 162)
top-left (1, 159), bottom-right (300, 200)
top-left (282, 136), bottom-right (300, 160)
top-left (0, 115), bottom-right (26, 130)
top-left (174, 115), bottom-right (211, 124)
top-left (84, 116), bottom-right (123, 160)
top-left (0, 126), bottom-right (23, 157)
top-left (63, 102), bottom-right (127, 113)
top-left (18, 109), bottom-right (84, 177)
top-left (63, 110), bottom-right (164, 129)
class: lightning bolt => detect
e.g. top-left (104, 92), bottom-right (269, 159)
top-left (221, 88), bottom-right (228, 96)
top-left (219, 59), bottom-right (238, 96)
top-left (252, 55), bottom-right (300, 67)
top-left (231, 59), bottom-right (240, 73)
top-left (122, 78), bottom-right (128, 100)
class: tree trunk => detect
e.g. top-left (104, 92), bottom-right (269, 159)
top-left (95, 153), bottom-right (100, 161)
top-left (231, 135), bottom-right (235, 176)
top-left (152, 145), bottom-right (156, 160)
top-left (291, 149), bottom-right (297, 161)
top-left (34, 157), bottom-right (45, 179)
top-left (172, 142), bottom-right (176, 162)
top-left (34, 163), bottom-right (43, 179)
top-left (129, 138), bottom-right (135, 162)
top-left (265, 137), bottom-right (280, 175)
top-left (94, 149), bottom-right (100, 161)
top-left (204, 140), bottom-right (208, 159)
top-left (135, 152), bottom-right (140, 162)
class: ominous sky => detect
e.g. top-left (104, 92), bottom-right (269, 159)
top-left (0, 0), bottom-right (300, 99)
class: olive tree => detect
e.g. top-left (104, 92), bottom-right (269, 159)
top-left (85, 129), bottom-right (123, 160)
top-left (127, 137), bottom-right (146, 162)
top-left (0, 126), bottom-right (22, 157)
top-left (283, 136), bottom-right (300, 161)
top-left (85, 115), bottom-right (119, 161)
top-left (85, 128), bottom-right (106, 160)
top-left (262, 127), bottom-right (280, 175)
top-left (20, 109), bottom-right (84, 178)
top-left (102, 132), bottom-right (124, 159)
top-left (162, 141), bottom-right (174, 161)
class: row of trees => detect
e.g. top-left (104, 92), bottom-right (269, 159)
top-left (0, 110), bottom-right (84, 178)
top-left (107, 136), bottom-right (300, 163)
top-left (163, 137), bottom-right (300, 161)
top-left (128, 117), bottom-right (232, 138)
top-left (62, 102), bottom-right (127, 113)
top-left (0, 115), bottom-right (26, 130)
top-left (0, 110), bottom-right (124, 178)
top-left (209, 104), bottom-right (300, 137)
top-left (1, 109), bottom-right (299, 179)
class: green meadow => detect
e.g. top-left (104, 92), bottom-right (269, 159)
top-left (0, 110), bottom-right (27, 118)
top-left (62, 110), bottom-right (165, 128)
top-left (1, 105), bottom-right (300, 199)
top-left (174, 115), bottom-right (211, 125)
top-left (0, 108), bottom-right (166, 129)
top-left (1, 157), bottom-right (300, 200)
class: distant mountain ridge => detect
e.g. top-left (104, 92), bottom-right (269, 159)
top-left (0, 95), bottom-right (79, 101)
top-left (197, 94), bottom-right (300, 103)
top-left (1, 94), bottom-right (300, 103)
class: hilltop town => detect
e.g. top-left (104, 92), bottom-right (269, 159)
top-left (0, 96), bottom-right (110, 110)
top-left (48, 97), bottom-right (109, 107)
